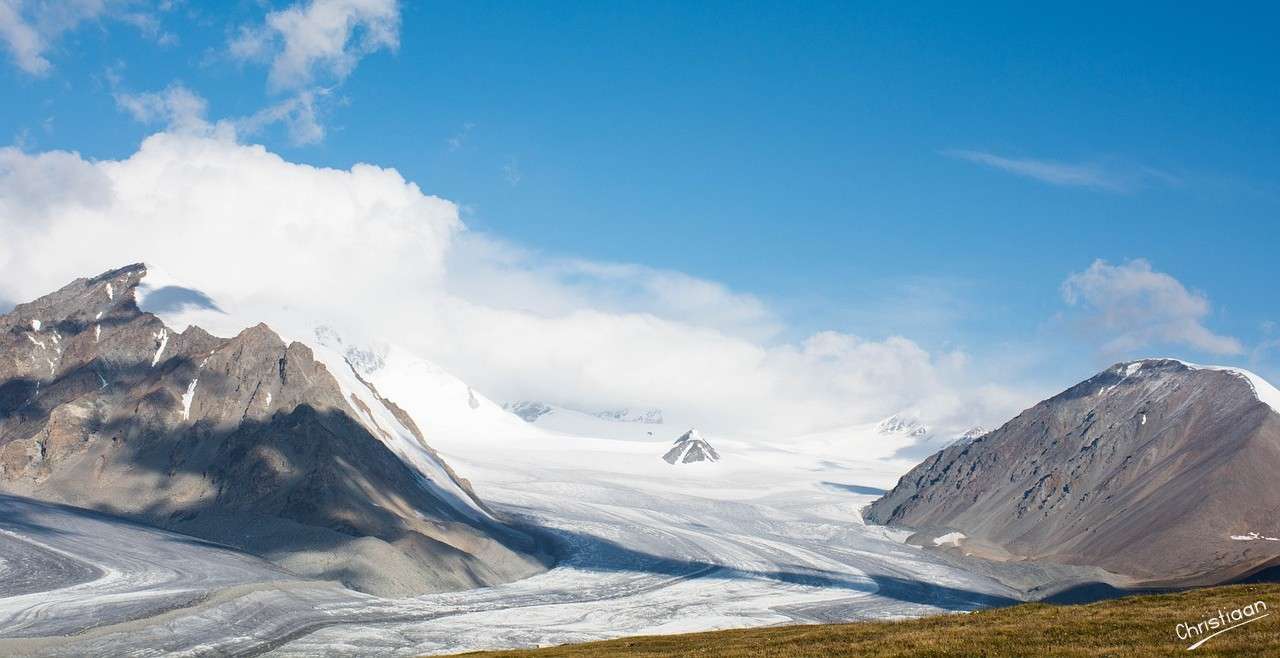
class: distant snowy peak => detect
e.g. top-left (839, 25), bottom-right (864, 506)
top-left (504, 401), bottom-right (554, 423)
top-left (592, 407), bottom-right (664, 424)
top-left (663, 429), bottom-right (720, 465)
top-left (875, 414), bottom-right (929, 439)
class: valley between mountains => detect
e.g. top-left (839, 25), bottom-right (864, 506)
top-left (2, 265), bottom-right (1278, 657)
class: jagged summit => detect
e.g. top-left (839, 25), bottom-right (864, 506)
top-left (866, 357), bottom-right (1280, 585)
top-left (663, 429), bottom-right (720, 464)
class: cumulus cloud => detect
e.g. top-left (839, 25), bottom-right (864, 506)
top-left (944, 149), bottom-right (1176, 193)
top-left (0, 132), bottom-right (1027, 437)
top-left (1061, 258), bottom-right (1243, 356)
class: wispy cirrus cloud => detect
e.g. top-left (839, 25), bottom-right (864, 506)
top-left (944, 149), bottom-right (1176, 193)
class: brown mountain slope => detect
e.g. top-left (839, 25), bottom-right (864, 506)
top-left (865, 359), bottom-right (1280, 584)
top-left (0, 264), bottom-right (548, 597)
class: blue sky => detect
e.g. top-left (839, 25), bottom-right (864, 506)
top-left (1, 1), bottom-right (1278, 429)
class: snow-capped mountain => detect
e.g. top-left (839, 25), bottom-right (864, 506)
top-left (0, 265), bottom-right (547, 597)
top-left (867, 358), bottom-right (1280, 585)
top-left (663, 429), bottom-right (720, 464)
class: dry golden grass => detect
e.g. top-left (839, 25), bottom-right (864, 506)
top-left (451, 583), bottom-right (1280, 657)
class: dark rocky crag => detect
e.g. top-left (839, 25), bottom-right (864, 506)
top-left (865, 359), bottom-right (1280, 586)
top-left (0, 264), bottom-right (548, 597)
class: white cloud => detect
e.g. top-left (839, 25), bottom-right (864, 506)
top-left (0, 146), bottom-right (113, 216)
top-left (0, 0), bottom-right (104, 75)
top-left (0, 0), bottom-right (47, 75)
top-left (945, 149), bottom-right (1175, 192)
top-left (0, 132), bottom-right (1028, 437)
top-left (445, 236), bottom-right (784, 343)
top-left (235, 88), bottom-right (327, 145)
top-left (224, 0), bottom-right (399, 145)
top-left (231, 0), bottom-right (399, 92)
top-left (112, 81), bottom-right (327, 146)
top-left (114, 83), bottom-right (218, 136)
top-left (1061, 258), bottom-right (1242, 356)
top-left (0, 0), bottom-right (174, 75)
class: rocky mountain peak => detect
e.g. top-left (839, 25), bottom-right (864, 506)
top-left (0, 265), bottom-right (548, 597)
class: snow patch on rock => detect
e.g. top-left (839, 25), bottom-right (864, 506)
top-left (182, 379), bottom-right (198, 421)
top-left (933, 532), bottom-right (966, 547)
top-left (151, 328), bottom-right (169, 367)
top-left (1231, 532), bottom-right (1280, 542)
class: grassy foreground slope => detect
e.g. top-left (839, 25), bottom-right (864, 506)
top-left (454, 583), bottom-right (1280, 657)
